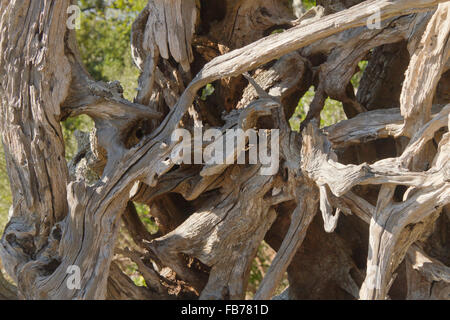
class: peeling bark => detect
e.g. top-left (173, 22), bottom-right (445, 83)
top-left (0, 0), bottom-right (449, 300)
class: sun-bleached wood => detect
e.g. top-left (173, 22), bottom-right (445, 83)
top-left (0, 0), bottom-right (448, 300)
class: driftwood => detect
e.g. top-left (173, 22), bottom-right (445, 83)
top-left (0, 0), bottom-right (449, 300)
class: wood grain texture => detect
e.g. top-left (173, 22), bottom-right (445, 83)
top-left (0, 0), bottom-right (448, 300)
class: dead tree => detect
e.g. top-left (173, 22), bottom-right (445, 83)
top-left (0, 0), bottom-right (449, 300)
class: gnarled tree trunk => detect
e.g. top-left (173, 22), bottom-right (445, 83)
top-left (0, 0), bottom-right (449, 300)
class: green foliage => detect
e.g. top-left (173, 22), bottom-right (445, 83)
top-left (200, 84), bottom-right (215, 101)
top-left (249, 244), bottom-right (272, 290)
top-left (76, 0), bottom-right (147, 99)
top-left (246, 242), bottom-right (289, 298)
top-left (302, 0), bottom-right (316, 10)
top-left (290, 85), bottom-right (347, 131)
top-left (290, 59), bottom-right (368, 131)
top-left (134, 202), bottom-right (158, 235)
top-left (290, 88), bottom-right (347, 130)
top-left (62, 115), bottom-right (95, 161)
top-left (271, 28), bottom-right (286, 35)
top-left (290, 87), bottom-right (314, 130)
top-left (320, 98), bottom-right (347, 127)
top-left (62, 0), bottom-right (147, 162)
top-left (351, 60), bottom-right (368, 89)
top-left (0, 146), bottom-right (12, 236)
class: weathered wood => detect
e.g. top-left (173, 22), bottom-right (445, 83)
top-left (0, 0), bottom-right (449, 300)
top-left (0, 266), bottom-right (16, 300)
top-left (399, 2), bottom-right (450, 138)
top-left (254, 183), bottom-right (319, 300)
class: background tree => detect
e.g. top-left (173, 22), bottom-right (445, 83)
top-left (0, 0), bottom-right (449, 300)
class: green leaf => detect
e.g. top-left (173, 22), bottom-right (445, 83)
top-left (201, 83), bottom-right (215, 101)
